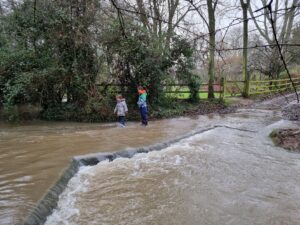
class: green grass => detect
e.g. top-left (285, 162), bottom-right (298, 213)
top-left (167, 92), bottom-right (211, 99)
top-left (223, 98), bottom-right (236, 106)
top-left (167, 92), bottom-right (240, 99)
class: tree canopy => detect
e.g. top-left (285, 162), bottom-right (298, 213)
top-left (0, 0), bottom-right (299, 120)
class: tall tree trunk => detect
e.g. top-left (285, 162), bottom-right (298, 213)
top-left (241, 0), bottom-right (249, 97)
top-left (207, 0), bottom-right (215, 99)
top-left (33, 0), bottom-right (37, 52)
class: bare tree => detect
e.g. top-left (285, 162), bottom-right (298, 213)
top-left (187, 0), bottom-right (219, 99)
top-left (130, 0), bottom-right (192, 49)
top-left (248, 0), bottom-right (299, 78)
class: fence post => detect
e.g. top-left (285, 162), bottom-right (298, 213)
top-left (220, 77), bottom-right (226, 100)
top-left (243, 78), bottom-right (250, 97)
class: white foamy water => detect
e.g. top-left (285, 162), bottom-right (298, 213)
top-left (45, 105), bottom-right (300, 225)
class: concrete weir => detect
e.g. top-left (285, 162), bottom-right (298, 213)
top-left (24, 126), bottom-right (218, 225)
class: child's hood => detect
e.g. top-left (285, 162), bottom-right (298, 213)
top-left (138, 89), bottom-right (146, 95)
top-left (118, 98), bottom-right (126, 102)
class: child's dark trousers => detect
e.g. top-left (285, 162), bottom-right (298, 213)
top-left (139, 106), bottom-right (148, 126)
top-left (118, 116), bottom-right (125, 126)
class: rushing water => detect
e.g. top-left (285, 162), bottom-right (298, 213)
top-left (0, 118), bottom-right (203, 225)
top-left (1, 97), bottom-right (300, 225)
top-left (44, 99), bottom-right (300, 225)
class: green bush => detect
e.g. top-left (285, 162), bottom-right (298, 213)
top-left (188, 75), bottom-right (201, 102)
top-left (40, 104), bottom-right (83, 121)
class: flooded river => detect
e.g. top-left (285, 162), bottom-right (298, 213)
top-left (1, 97), bottom-right (300, 225)
top-left (0, 118), bottom-right (202, 225)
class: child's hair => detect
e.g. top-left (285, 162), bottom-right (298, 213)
top-left (116, 94), bottom-right (123, 99)
top-left (137, 86), bottom-right (146, 91)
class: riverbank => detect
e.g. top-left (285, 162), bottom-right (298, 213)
top-left (0, 97), bottom-right (249, 123)
top-left (1, 91), bottom-right (298, 123)
top-left (0, 98), bottom-right (229, 122)
top-left (39, 99), bottom-right (234, 122)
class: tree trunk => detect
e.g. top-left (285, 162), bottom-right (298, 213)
top-left (207, 0), bottom-right (215, 99)
top-left (241, 0), bottom-right (249, 97)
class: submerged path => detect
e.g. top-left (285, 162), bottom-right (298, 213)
top-left (1, 95), bottom-right (300, 225)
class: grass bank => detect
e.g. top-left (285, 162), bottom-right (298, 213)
top-left (38, 98), bottom-right (228, 123)
top-left (0, 97), bottom-right (229, 123)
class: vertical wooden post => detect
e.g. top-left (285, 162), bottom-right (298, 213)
top-left (220, 77), bottom-right (225, 100)
top-left (246, 79), bottom-right (251, 96)
top-left (243, 78), bottom-right (251, 97)
top-left (240, 0), bottom-right (250, 98)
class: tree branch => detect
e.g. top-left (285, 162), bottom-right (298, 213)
top-left (255, 1), bottom-right (299, 102)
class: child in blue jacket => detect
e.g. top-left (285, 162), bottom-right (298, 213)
top-left (137, 86), bottom-right (148, 126)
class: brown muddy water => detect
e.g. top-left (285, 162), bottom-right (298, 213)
top-left (0, 117), bottom-right (206, 225)
top-left (1, 98), bottom-right (300, 225)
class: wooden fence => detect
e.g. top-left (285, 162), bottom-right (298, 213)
top-left (97, 83), bottom-right (225, 99)
top-left (96, 76), bottom-right (300, 100)
top-left (163, 83), bottom-right (224, 99)
top-left (223, 80), bottom-right (244, 97)
top-left (248, 77), bottom-right (300, 95)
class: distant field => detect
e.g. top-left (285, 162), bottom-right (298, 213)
top-left (164, 84), bottom-right (223, 99)
top-left (166, 92), bottom-right (242, 99)
top-left (167, 92), bottom-right (208, 99)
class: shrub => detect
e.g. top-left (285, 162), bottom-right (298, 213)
top-left (188, 74), bottom-right (201, 102)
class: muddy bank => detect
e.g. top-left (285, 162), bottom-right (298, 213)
top-left (269, 93), bottom-right (300, 152)
top-left (270, 128), bottom-right (300, 152)
top-left (2, 91), bottom-right (298, 123)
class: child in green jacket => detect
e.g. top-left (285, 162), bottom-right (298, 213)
top-left (137, 86), bottom-right (148, 126)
